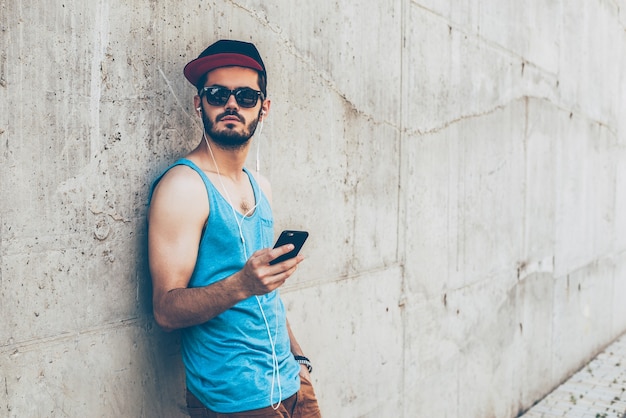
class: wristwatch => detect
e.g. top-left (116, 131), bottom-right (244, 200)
top-left (294, 355), bottom-right (313, 373)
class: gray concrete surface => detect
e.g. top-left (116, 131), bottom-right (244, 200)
top-left (521, 332), bottom-right (626, 418)
top-left (1, 1), bottom-right (625, 417)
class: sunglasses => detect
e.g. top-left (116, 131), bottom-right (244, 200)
top-left (200, 86), bottom-right (264, 108)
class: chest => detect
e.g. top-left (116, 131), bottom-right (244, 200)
top-left (206, 171), bottom-right (257, 216)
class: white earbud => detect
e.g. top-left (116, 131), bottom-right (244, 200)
top-left (197, 107), bottom-right (201, 112)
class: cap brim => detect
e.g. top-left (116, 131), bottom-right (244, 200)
top-left (184, 53), bottom-right (265, 86)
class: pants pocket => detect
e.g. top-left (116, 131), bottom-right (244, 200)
top-left (293, 375), bottom-right (322, 418)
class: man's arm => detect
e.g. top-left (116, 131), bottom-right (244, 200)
top-left (287, 319), bottom-right (313, 377)
top-left (148, 166), bottom-right (302, 332)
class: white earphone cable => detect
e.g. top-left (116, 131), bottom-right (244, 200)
top-left (255, 118), bottom-right (264, 173)
top-left (203, 128), bottom-right (282, 410)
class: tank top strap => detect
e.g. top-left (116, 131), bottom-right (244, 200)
top-left (148, 158), bottom-right (217, 205)
top-left (241, 166), bottom-right (263, 207)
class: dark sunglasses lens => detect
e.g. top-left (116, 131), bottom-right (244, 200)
top-left (234, 89), bottom-right (259, 108)
top-left (204, 87), bottom-right (230, 106)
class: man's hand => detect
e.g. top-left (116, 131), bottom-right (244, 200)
top-left (237, 244), bottom-right (304, 296)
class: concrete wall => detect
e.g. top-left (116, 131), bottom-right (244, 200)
top-left (1, 1), bottom-right (625, 417)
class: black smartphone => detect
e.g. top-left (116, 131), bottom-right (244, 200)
top-left (269, 230), bottom-right (309, 265)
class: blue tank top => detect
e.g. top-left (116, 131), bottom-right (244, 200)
top-left (150, 158), bottom-right (301, 413)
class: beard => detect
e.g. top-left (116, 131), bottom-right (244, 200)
top-left (202, 109), bottom-right (259, 150)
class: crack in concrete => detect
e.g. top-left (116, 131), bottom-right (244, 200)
top-left (226, 0), bottom-right (401, 133)
top-left (0, 317), bottom-right (144, 355)
top-left (157, 66), bottom-right (196, 127)
top-left (403, 95), bottom-right (620, 138)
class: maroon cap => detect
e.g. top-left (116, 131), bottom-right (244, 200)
top-left (184, 40), bottom-right (266, 86)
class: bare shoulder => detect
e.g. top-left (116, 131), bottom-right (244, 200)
top-left (149, 164), bottom-right (209, 224)
top-left (250, 170), bottom-right (273, 204)
top-left (148, 163), bottom-right (208, 305)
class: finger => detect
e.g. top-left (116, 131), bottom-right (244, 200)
top-left (274, 243), bottom-right (295, 256)
top-left (272, 254), bottom-right (305, 271)
top-left (268, 257), bottom-right (304, 282)
top-left (266, 244), bottom-right (295, 265)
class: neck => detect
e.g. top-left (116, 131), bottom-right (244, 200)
top-left (198, 135), bottom-right (250, 180)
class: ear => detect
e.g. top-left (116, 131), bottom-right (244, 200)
top-left (260, 98), bottom-right (271, 121)
top-left (193, 95), bottom-right (201, 115)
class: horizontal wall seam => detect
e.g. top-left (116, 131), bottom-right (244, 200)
top-left (1, 316), bottom-right (146, 355)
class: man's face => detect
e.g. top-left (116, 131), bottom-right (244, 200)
top-left (198, 67), bottom-right (266, 150)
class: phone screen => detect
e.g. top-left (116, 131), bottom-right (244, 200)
top-left (269, 230), bottom-right (309, 265)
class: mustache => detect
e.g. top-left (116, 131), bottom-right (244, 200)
top-left (217, 109), bottom-right (244, 123)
